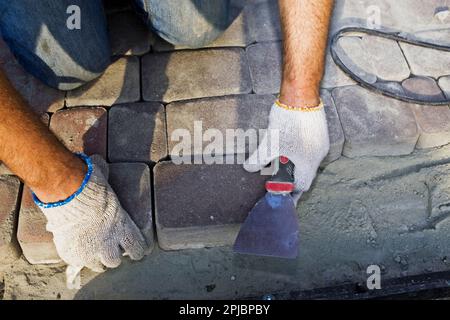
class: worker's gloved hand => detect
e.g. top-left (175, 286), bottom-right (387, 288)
top-left (34, 154), bottom-right (146, 288)
top-left (244, 100), bottom-right (330, 198)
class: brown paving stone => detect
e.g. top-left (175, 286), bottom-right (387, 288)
top-left (402, 76), bottom-right (446, 102)
top-left (154, 161), bottom-right (267, 250)
top-left (109, 163), bottom-right (154, 251)
top-left (142, 48), bottom-right (252, 103)
top-left (166, 95), bottom-right (273, 158)
top-left (411, 105), bottom-right (450, 149)
top-left (66, 57), bottom-right (140, 107)
top-left (332, 86), bottom-right (419, 157)
top-left (17, 187), bottom-right (60, 265)
top-left (108, 103), bottom-right (167, 163)
top-left (50, 107), bottom-right (108, 158)
top-left (108, 10), bottom-right (153, 56)
top-left (246, 41), bottom-right (282, 94)
top-left (0, 175), bottom-right (21, 264)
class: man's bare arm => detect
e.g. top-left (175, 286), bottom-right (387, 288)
top-left (0, 69), bottom-right (85, 202)
top-left (278, 0), bottom-right (334, 107)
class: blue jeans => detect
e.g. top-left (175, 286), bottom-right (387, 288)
top-left (0, 0), bottom-right (231, 90)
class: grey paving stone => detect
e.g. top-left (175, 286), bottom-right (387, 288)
top-left (66, 57), bottom-right (140, 107)
top-left (0, 37), bottom-right (64, 114)
top-left (142, 48), bottom-right (252, 102)
top-left (321, 90), bottom-right (345, 164)
top-left (50, 107), bottom-right (108, 158)
top-left (400, 42), bottom-right (450, 79)
top-left (0, 175), bottom-right (21, 264)
top-left (166, 95), bottom-right (273, 159)
top-left (332, 85), bottom-right (419, 157)
top-left (402, 76), bottom-right (446, 102)
top-left (246, 42), bottom-right (282, 94)
top-left (108, 103), bottom-right (167, 163)
top-left (109, 163), bottom-right (154, 252)
top-left (321, 51), bottom-right (356, 89)
top-left (247, 0), bottom-right (281, 42)
top-left (154, 162), bottom-right (268, 250)
top-left (108, 10), bottom-right (153, 56)
top-left (411, 105), bottom-right (450, 149)
top-left (438, 76), bottom-right (450, 99)
top-left (333, 36), bottom-right (377, 84)
top-left (17, 186), bottom-right (61, 265)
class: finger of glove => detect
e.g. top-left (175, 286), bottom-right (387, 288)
top-left (100, 243), bottom-right (122, 269)
top-left (90, 154), bottom-right (109, 179)
top-left (119, 215), bottom-right (146, 261)
top-left (244, 134), bottom-right (277, 172)
top-left (293, 165), bottom-right (317, 192)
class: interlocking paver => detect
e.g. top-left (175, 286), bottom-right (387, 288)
top-left (399, 42), bottom-right (450, 79)
top-left (321, 90), bottom-right (344, 164)
top-left (332, 85), bottom-right (419, 157)
top-left (66, 57), bottom-right (140, 107)
top-left (0, 175), bottom-right (21, 263)
top-left (50, 107), bottom-right (108, 158)
top-left (438, 76), bottom-right (450, 99)
top-left (411, 105), bottom-right (450, 149)
top-left (142, 48), bottom-right (252, 102)
top-left (247, 0), bottom-right (281, 42)
top-left (402, 76), bottom-right (446, 102)
top-left (246, 41), bottom-right (282, 94)
top-left (321, 52), bottom-right (356, 89)
top-left (108, 103), bottom-right (167, 163)
top-left (109, 163), bottom-right (154, 251)
top-left (108, 10), bottom-right (153, 56)
top-left (154, 161), bottom-right (267, 250)
top-left (17, 187), bottom-right (60, 265)
top-left (166, 95), bottom-right (273, 158)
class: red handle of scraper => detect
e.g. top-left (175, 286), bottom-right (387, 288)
top-left (265, 156), bottom-right (295, 194)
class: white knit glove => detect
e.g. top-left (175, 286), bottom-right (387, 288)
top-left (244, 100), bottom-right (330, 196)
top-left (35, 155), bottom-right (146, 288)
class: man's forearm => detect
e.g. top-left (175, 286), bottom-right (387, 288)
top-left (278, 0), bottom-right (334, 107)
top-left (0, 69), bottom-right (85, 202)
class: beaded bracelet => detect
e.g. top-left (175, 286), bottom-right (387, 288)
top-left (32, 153), bottom-right (93, 209)
top-left (275, 99), bottom-right (324, 112)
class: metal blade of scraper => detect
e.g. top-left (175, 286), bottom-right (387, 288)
top-left (233, 156), bottom-right (300, 259)
top-left (233, 192), bottom-right (299, 258)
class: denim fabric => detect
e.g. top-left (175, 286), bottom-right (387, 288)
top-left (133, 0), bottom-right (231, 48)
top-left (0, 0), bottom-right (111, 90)
top-left (0, 0), bottom-right (231, 90)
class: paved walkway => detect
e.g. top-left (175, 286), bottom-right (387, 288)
top-left (1, 0), bottom-right (450, 299)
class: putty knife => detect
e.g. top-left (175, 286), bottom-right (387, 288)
top-left (233, 156), bottom-right (300, 259)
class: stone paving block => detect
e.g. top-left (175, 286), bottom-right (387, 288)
top-left (154, 162), bottom-right (268, 250)
top-left (438, 76), bottom-right (450, 99)
top-left (142, 48), bottom-right (252, 102)
top-left (402, 76), bottom-right (446, 102)
top-left (108, 103), bottom-right (167, 163)
top-left (50, 107), bottom-right (108, 158)
top-left (66, 57), bottom-right (140, 107)
top-left (332, 85), bottom-right (419, 157)
top-left (321, 90), bottom-right (345, 164)
top-left (321, 51), bottom-right (356, 89)
top-left (109, 163), bottom-right (154, 252)
top-left (108, 10), bottom-right (153, 56)
top-left (0, 175), bottom-right (21, 264)
top-left (17, 187), bottom-right (60, 265)
top-left (247, 0), bottom-right (281, 42)
top-left (411, 105), bottom-right (450, 149)
top-left (400, 42), bottom-right (450, 79)
top-left (247, 42), bottom-right (282, 94)
top-left (0, 36), bottom-right (64, 114)
top-left (166, 95), bottom-right (273, 158)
